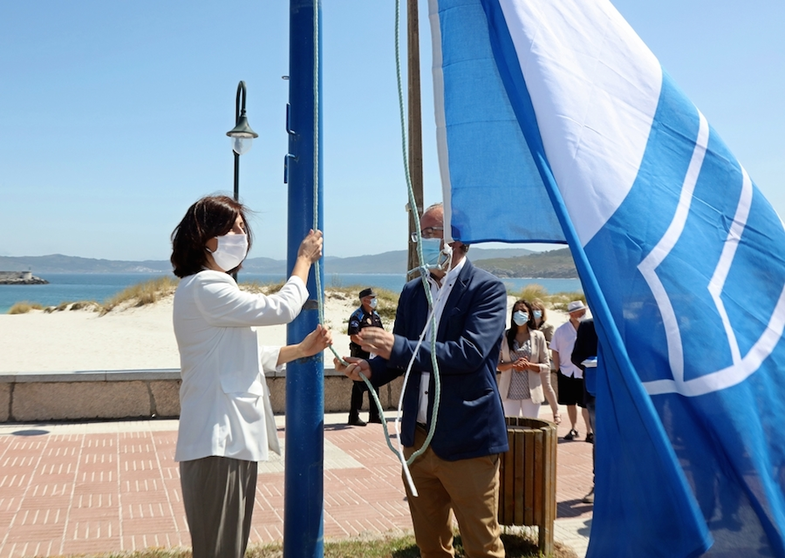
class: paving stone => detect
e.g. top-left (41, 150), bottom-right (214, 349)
top-left (0, 409), bottom-right (592, 558)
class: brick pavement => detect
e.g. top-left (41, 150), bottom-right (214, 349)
top-left (0, 408), bottom-right (593, 558)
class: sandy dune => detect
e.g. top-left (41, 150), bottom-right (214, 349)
top-left (0, 289), bottom-right (568, 373)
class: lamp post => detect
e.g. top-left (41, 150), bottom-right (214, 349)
top-left (226, 80), bottom-right (258, 281)
top-left (226, 80), bottom-right (259, 202)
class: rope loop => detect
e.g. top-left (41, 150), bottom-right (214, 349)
top-left (307, 0), bottom-right (443, 495)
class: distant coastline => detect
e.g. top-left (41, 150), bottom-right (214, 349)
top-left (0, 246), bottom-right (578, 278)
top-left (0, 271), bottom-right (49, 285)
top-left (0, 272), bottom-right (583, 314)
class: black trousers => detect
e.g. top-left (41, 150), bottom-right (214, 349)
top-left (350, 380), bottom-right (381, 421)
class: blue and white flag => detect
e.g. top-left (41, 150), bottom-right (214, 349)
top-left (429, 0), bottom-right (785, 556)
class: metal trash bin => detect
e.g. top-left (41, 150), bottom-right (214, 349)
top-left (498, 416), bottom-right (557, 554)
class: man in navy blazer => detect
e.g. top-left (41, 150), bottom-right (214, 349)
top-left (337, 203), bottom-right (509, 558)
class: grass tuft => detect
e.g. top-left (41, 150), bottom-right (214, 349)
top-left (517, 283), bottom-right (550, 302)
top-left (102, 276), bottom-right (179, 314)
top-left (239, 280), bottom-right (286, 295)
top-left (7, 301), bottom-right (44, 314)
top-left (545, 292), bottom-right (586, 313)
top-left (512, 284), bottom-right (585, 312)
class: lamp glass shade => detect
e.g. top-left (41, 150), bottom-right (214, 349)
top-left (232, 137), bottom-right (253, 155)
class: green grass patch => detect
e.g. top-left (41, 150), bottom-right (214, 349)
top-left (51, 530), bottom-right (576, 557)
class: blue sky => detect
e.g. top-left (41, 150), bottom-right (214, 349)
top-left (1, 0), bottom-right (782, 261)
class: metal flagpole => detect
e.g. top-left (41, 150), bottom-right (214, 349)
top-left (284, 1), bottom-right (324, 557)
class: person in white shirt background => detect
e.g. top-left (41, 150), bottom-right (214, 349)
top-left (170, 195), bottom-right (332, 558)
top-left (550, 300), bottom-right (593, 442)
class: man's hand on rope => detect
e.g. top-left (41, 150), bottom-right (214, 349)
top-left (334, 357), bottom-right (372, 382)
top-left (355, 327), bottom-right (395, 359)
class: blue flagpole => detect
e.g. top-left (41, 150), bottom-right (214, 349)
top-left (284, 1), bottom-right (324, 557)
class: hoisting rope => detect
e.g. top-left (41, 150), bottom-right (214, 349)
top-left (308, 0), bottom-right (446, 497)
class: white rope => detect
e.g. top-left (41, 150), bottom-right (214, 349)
top-left (306, 0), bottom-right (445, 496)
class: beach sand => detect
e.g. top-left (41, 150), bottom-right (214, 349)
top-left (0, 290), bottom-right (569, 373)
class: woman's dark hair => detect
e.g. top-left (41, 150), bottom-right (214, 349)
top-left (506, 299), bottom-right (537, 349)
top-left (170, 195), bottom-right (253, 278)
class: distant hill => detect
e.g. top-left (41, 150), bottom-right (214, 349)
top-left (321, 246), bottom-right (535, 274)
top-left (0, 246), bottom-right (577, 277)
top-left (0, 254), bottom-right (172, 274)
top-left (474, 247), bottom-right (577, 278)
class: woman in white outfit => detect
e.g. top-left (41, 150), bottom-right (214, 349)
top-left (170, 195), bottom-right (331, 558)
top-left (497, 299), bottom-right (550, 418)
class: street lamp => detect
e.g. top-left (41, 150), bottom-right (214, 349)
top-left (226, 80), bottom-right (259, 202)
top-left (226, 81), bottom-right (258, 281)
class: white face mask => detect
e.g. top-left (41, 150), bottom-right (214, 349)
top-left (369, 298), bottom-right (378, 309)
top-left (208, 233), bottom-right (248, 272)
top-left (513, 311), bottom-right (529, 326)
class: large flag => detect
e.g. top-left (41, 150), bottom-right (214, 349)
top-left (428, 0), bottom-right (785, 556)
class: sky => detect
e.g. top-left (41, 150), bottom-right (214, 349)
top-left (0, 0), bottom-right (783, 262)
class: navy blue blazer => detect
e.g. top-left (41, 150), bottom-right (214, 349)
top-left (369, 259), bottom-right (509, 461)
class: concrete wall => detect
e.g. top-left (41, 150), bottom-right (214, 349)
top-left (0, 368), bottom-right (403, 423)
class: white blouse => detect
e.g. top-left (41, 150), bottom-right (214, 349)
top-left (173, 270), bottom-right (308, 462)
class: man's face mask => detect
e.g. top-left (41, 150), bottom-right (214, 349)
top-left (420, 238), bottom-right (452, 270)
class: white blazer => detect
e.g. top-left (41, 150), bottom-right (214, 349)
top-left (173, 270), bottom-right (308, 463)
top-left (497, 328), bottom-right (550, 404)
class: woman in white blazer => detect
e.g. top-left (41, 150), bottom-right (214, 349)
top-left (497, 299), bottom-right (550, 418)
top-left (170, 195), bottom-right (331, 558)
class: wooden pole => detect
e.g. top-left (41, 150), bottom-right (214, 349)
top-left (407, 0), bottom-right (424, 278)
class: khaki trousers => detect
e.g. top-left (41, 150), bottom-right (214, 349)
top-left (403, 426), bottom-right (505, 558)
top-left (180, 456), bottom-right (257, 558)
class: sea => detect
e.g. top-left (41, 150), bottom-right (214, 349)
top-left (0, 272), bottom-right (582, 314)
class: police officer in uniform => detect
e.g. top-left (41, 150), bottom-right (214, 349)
top-left (347, 288), bottom-right (384, 426)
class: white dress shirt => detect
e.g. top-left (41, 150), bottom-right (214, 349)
top-left (550, 319), bottom-right (583, 379)
top-left (417, 258), bottom-right (466, 424)
top-left (173, 270), bottom-right (308, 462)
